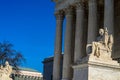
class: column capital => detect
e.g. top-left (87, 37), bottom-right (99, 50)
top-left (75, 2), bottom-right (85, 10)
top-left (64, 6), bottom-right (75, 15)
top-left (55, 10), bottom-right (64, 20)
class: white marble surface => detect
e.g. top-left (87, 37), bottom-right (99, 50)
top-left (73, 62), bottom-right (120, 80)
top-left (89, 65), bottom-right (120, 80)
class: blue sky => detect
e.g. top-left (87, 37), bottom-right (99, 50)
top-left (0, 0), bottom-right (56, 72)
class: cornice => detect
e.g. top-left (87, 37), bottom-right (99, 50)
top-left (53, 0), bottom-right (104, 13)
top-left (55, 0), bottom-right (77, 11)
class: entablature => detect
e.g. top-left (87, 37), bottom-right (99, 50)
top-left (52, 0), bottom-right (104, 12)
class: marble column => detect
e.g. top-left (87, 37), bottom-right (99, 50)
top-left (62, 7), bottom-right (74, 80)
top-left (53, 11), bottom-right (64, 80)
top-left (87, 0), bottom-right (98, 44)
top-left (74, 2), bottom-right (85, 63)
top-left (104, 0), bottom-right (114, 34)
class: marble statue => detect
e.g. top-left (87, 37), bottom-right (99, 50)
top-left (0, 61), bottom-right (13, 80)
top-left (91, 28), bottom-right (113, 57)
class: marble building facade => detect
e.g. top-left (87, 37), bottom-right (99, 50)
top-left (12, 68), bottom-right (43, 80)
top-left (48, 0), bottom-right (120, 80)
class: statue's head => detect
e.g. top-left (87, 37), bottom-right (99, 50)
top-left (99, 28), bottom-right (104, 36)
top-left (5, 61), bottom-right (9, 66)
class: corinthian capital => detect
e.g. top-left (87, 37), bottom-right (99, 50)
top-left (55, 10), bottom-right (64, 20)
top-left (75, 2), bottom-right (85, 10)
top-left (64, 6), bottom-right (75, 15)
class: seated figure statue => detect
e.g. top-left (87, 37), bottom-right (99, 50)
top-left (91, 28), bottom-right (113, 58)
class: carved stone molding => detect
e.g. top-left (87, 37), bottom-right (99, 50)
top-left (53, 0), bottom-right (104, 12)
top-left (64, 6), bottom-right (75, 15)
top-left (55, 10), bottom-right (64, 20)
top-left (55, 0), bottom-right (74, 11)
top-left (75, 2), bottom-right (85, 10)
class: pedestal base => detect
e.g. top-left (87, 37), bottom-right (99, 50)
top-left (73, 62), bottom-right (120, 80)
top-left (72, 53), bottom-right (120, 80)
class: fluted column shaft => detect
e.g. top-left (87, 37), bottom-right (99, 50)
top-left (104, 0), bottom-right (114, 34)
top-left (53, 11), bottom-right (64, 80)
top-left (62, 7), bottom-right (74, 80)
top-left (87, 0), bottom-right (98, 44)
top-left (74, 3), bottom-right (85, 63)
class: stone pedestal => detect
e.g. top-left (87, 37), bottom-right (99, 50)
top-left (72, 51), bottom-right (120, 80)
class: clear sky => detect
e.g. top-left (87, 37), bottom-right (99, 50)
top-left (0, 0), bottom-right (56, 73)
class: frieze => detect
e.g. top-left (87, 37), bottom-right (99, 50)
top-left (54, 0), bottom-right (88, 11)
